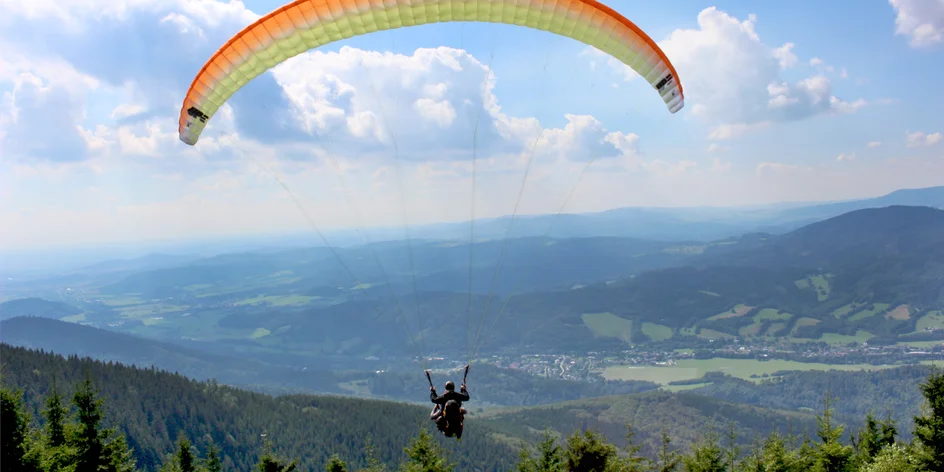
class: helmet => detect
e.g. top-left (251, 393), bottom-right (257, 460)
top-left (445, 381), bottom-right (455, 391)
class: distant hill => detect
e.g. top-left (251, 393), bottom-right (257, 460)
top-left (75, 252), bottom-right (201, 276)
top-left (6, 204), bottom-right (943, 358)
top-left (477, 389), bottom-right (820, 456)
top-left (367, 185), bottom-right (944, 243)
top-left (686, 366), bottom-right (939, 441)
top-left (0, 316), bottom-right (350, 394)
top-left (96, 236), bottom-right (697, 299)
top-left (772, 186), bottom-right (944, 223)
top-left (264, 206), bottom-right (944, 354)
top-left (0, 297), bottom-right (81, 321)
top-left (5, 186), bottom-right (939, 278)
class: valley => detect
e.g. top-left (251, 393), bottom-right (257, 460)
top-left (3, 198), bottom-right (944, 471)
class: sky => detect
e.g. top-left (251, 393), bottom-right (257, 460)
top-left (0, 0), bottom-right (942, 250)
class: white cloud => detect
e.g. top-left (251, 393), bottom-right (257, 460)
top-left (708, 122), bottom-right (771, 140)
top-left (579, 47), bottom-right (639, 83)
top-left (707, 143), bottom-right (730, 153)
top-left (0, 0), bottom-right (939, 249)
top-left (773, 43), bottom-right (798, 69)
top-left (755, 162), bottom-right (809, 175)
top-left (654, 8), bottom-right (865, 140)
top-left (2, 0), bottom-right (688, 249)
top-left (890, 0), bottom-right (944, 47)
top-left (906, 130), bottom-right (943, 147)
top-left (1, 72), bottom-right (92, 162)
top-left (710, 158), bottom-right (732, 172)
top-left (867, 141), bottom-right (882, 148)
top-left (837, 152), bottom-right (856, 162)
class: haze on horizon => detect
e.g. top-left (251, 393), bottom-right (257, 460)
top-left (1, 0), bottom-right (943, 251)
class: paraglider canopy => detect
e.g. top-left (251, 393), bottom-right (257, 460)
top-left (177, 0), bottom-right (684, 146)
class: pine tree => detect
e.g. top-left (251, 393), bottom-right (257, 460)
top-left (161, 435), bottom-right (198, 472)
top-left (205, 443), bottom-right (223, 472)
top-left (71, 377), bottom-right (107, 472)
top-left (69, 377), bottom-right (137, 472)
top-left (812, 394), bottom-right (853, 472)
top-left (761, 433), bottom-right (792, 472)
top-left (516, 428), bottom-right (564, 472)
top-left (401, 428), bottom-right (453, 472)
top-left (724, 422), bottom-right (740, 472)
top-left (45, 381), bottom-right (68, 448)
top-left (656, 426), bottom-right (681, 472)
top-left (562, 428), bottom-right (618, 472)
top-left (257, 437), bottom-right (298, 472)
top-left (862, 443), bottom-right (918, 472)
top-left (681, 426), bottom-right (724, 472)
top-left (852, 412), bottom-right (881, 467)
top-left (1, 385), bottom-right (42, 472)
top-left (740, 435), bottom-right (764, 472)
top-left (327, 454), bottom-right (349, 472)
top-left (616, 423), bottom-right (652, 472)
top-left (360, 435), bottom-right (387, 472)
top-left (911, 366), bottom-right (944, 472)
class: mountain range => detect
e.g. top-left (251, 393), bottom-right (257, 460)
top-left (2, 185), bottom-right (941, 278)
top-left (2, 204), bottom-right (943, 361)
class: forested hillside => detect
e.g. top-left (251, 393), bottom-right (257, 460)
top-left (0, 317), bottom-right (661, 407)
top-left (0, 344), bottom-right (520, 471)
top-left (3, 343), bottom-right (943, 472)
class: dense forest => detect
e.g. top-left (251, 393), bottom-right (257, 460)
top-left (2, 344), bottom-right (943, 471)
top-left (0, 317), bottom-right (662, 407)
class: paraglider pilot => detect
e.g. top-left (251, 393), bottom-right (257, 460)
top-left (426, 365), bottom-right (470, 440)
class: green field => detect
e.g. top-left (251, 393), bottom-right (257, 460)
top-left (897, 340), bottom-right (944, 348)
top-left (809, 274), bottom-right (831, 301)
top-left (100, 296), bottom-right (146, 307)
top-left (183, 284), bottom-right (215, 291)
top-left (794, 274), bottom-right (831, 301)
top-left (118, 304), bottom-right (189, 317)
top-left (582, 312), bottom-right (632, 342)
top-left (739, 323), bottom-right (763, 337)
top-left (915, 310), bottom-right (944, 332)
top-left (601, 358), bottom-right (900, 385)
top-left (697, 328), bottom-right (733, 340)
top-left (766, 322), bottom-right (788, 336)
top-left (234, 294), bottom-right (316, 307)
top-left (642, 323), bottom-right (673, 342)
top-left (849, 303), bottom-right (891, 321)
top-left (250, 327), bottom-right (271, 339)
top-left (734, 309), bottom-right (792, 338)
top-left (832, 303), bottom-right (859, 319)
top-left (791, 317), bottom-right (821, 335)
top-left (663, 382), bottom-right (710, 392)
top-left (819, 330), bottom-right (875, 344)
top-left (754, 308), bottom-right (792, 321)
top-left (141, 317), bottom-right (166, 326)
top-left (709, 304), bottom-right (754, 321)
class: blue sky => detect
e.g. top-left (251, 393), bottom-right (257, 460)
top-left (0, 0), bottom-right (942, 249)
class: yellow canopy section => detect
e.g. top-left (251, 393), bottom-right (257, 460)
top-left (178, 0), bottom-right (685, 145)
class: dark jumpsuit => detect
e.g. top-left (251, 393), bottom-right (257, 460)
top-left (429, 387), bottom-right (470, 438)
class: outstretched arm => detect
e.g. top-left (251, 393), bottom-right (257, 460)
top-left (430, 386), bottom-right (439, 403)
top-left (458, 385), bottom-right (470, 401)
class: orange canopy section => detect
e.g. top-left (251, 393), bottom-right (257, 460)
top-left (179, 0), bottom-right (684, 145)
